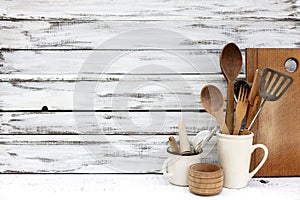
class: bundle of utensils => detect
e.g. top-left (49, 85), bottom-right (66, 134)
top-left (201, 43), bottom-right (294, 135)
top-left (168, 122), bottom-right (218, 154)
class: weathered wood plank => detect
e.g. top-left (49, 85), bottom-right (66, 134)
top-left (0, 0), bottom-right (296, 20)
top-left (0, 112), bottom-right (217, 135)
top-left (0, 75), bottom-right (228, 110)
top-left (0, 135), bottom-right (218, 173)
top-left (0, 19), bottom-right (299, 50)
top-left (0, 50), bottom-right (224, 75)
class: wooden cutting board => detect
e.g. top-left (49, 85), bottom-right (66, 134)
top-left (246, 48), bottom-right (300, 177)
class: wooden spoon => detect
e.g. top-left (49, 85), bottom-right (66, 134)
top-left (220, 43), bottom-right (242, 134)
top-left (201, 85), bottom-right (230, 134)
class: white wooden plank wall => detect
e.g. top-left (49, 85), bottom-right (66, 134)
top-left (0, 0), bottom-right (299, 174)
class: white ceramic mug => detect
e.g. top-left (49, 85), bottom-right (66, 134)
top-left (217, 133), bottom-right (268, 189)
top-left (162, 148), bottom-right (201, 186)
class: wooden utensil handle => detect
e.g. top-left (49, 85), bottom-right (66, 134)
top-left (245, 95), bottom-right (262, 129)
top-left (221, 124), bottom-right (230, 135)
top-left (215, 110), bottom-right (230, 134)
top-left (226, 81), bottom-right (234, 134)
top-left (169, 136), bottom-right (180, 153)
top-left (248, 69), bottom-right (261, 105)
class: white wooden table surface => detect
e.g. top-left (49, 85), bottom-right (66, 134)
top-left (0, 175), bottom-right (299, 200)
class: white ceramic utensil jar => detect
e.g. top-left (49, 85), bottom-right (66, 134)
top-left (217, 133), bottom-right (268, 189)
top-left (162, 147), bottom-right (201, 186)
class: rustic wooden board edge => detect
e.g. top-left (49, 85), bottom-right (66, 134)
top-left (246, 48), bottom-right (300, 177)
top-left (246, 48), bottom-right (258, 174)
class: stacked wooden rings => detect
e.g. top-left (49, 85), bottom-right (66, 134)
top-left (188, 163), bottom-right (224, 196)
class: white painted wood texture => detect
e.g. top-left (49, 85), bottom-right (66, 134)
top-left (1, 0), bottom-right (300, 174)
top-left (0, 75), bottom-right (228, 110)
top-left (1, 0), bottom-right (296, 19)
top-left (0, 175), bottom-right (299, 200)
top-left (0, 50), bottom-right (223, 74)
top-left (0, 112), bottom-right (217, 135)
top-left (0, 0), bottom-right (299, 50)
top-left (1, 19), bottom-right (299, 50)
top-left (0, 111), bottom-right (218, 173)
top-left (0, 135), bottom-right (218, 173)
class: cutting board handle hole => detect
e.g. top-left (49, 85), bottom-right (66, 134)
top-left (284, 58), bottom-right (298, 73)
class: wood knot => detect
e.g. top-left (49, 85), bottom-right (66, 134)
top-left (41, 106), bottom-right (48, 111)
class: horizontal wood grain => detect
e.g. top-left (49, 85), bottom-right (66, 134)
top-left (0, 112), bottom-right (217, 135)
top-left (0, 18), bottom-right (299, 50)
top-left (0, 0), bottom-right (296, 20)
top-left (0, 75), bottom-right (228, 110)
top-left (0, 135), bottom-right (218, 173)
top-left (0, 50), bottom-right (224, 75)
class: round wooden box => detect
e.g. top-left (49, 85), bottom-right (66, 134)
top-left (188, 163), bottom-right (224, 196)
